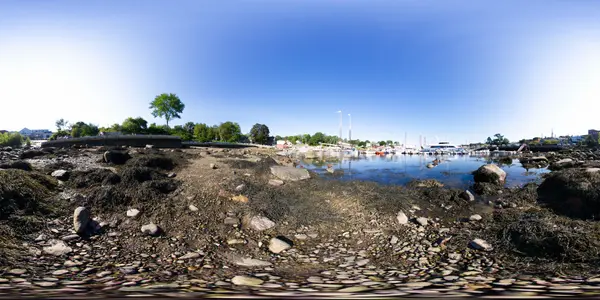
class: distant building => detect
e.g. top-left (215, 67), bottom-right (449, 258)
top-left (276, 140), bottom-right (292, 149)
top-left (589, 129), bottom-right (600, 141)
top-left (571, 135), bottom-right (584, 143)
top-left (19, 128), bottom-right (52, 140)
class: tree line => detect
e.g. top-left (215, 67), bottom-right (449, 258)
top-left (275, 133), bottom-right (401, 147)
top-left (49, 93), bottom-right (273, 145)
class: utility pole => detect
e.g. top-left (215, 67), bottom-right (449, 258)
top-left (348, 113), bottom-right (352, 142)
top-left (336, 110), bottom-right (342, 142)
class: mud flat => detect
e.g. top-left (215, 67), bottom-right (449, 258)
top-left (1, 145), bottom-right (600, 297)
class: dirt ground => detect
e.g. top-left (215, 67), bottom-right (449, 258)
top-left (2, 145), bottom-right (600, 289)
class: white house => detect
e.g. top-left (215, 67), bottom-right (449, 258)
top-left (19, 128), bottom-right (53, 140)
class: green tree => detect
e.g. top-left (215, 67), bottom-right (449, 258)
top-left (147, 123), bottom-right (170, 135)
top-left (386, 140), bottom-right (393, 146)
top-left (49, 131), bottom-right (70, 140)
top-left (0, 132), bottom-right (24, 147)
top-left (55, 118), bottom-right (67, 131)
top-left (149, 93), bottom-right (185, 126)
top-left (486, 137), bottom-right (493, 144)
top-left (193, 123), bottom-right (216, 142)
top-left (249, 123), bottom-right (270, 144)
top-left (121, 117), bottom-right (148, 135)
top-left (302, 134), bottom-right (311, 144)
top-left (171, 125), bottom-right (193, 141)
top-left (71, 126), bottom-right (81, 138)
top-left (275, 135), bottom-right (283, 141)
top-left (69, 121), bottom-right (99, 137)
top-left (218, 121), bottom-right (242, 142)
top-left (378, 141), bottom-right (386, 146)
top-left (183, 122), bottom-right (195, 135)
top-left (309, 132), bottom-right (325, 146)
top-left (491, 133), bottom-right (509, 145)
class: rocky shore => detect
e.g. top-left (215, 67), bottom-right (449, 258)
top-left (1, 145), bottom-right (600, 298)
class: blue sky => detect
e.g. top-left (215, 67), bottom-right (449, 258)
top-left (1, 1), bottom-right (599, 146)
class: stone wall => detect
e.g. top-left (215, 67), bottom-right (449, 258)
top-left (41, 135), bottom-right (182, 148)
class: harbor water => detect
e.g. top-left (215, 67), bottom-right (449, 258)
top-left (299, 154), bottom-right (550, 189)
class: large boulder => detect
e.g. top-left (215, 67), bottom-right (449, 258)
top-left (548, 158), bottom-right (577, 171)
top-left (472, 164), bottom-right (506, 184)
top-left (103, 150), bottom-right (131, 165)
top-left (538, 168), bottom-right (600, 220)
top-left (270, 166), bottom-right (310, 181)
top-left (73, 207), bottom-right (90, 234)
top-left (0, 160), bottom-right (32, 171)
top-left (19, 150), bottom-right (45, 159)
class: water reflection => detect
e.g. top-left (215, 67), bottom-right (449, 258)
top-left (300, 154), bottom-right (549, 189)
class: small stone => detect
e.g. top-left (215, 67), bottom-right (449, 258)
top-left (232, 257), bottom-right (272, 267)
top-left (231, 275), bottom-right (263, 286)
top-left (43, 240), bottom-right (72, 256)
top-left (189, 205), bottom-right (199, 212)
top-left (63, 260), bottom-right (80, 267)
top-left (210, 163), bottom-right (217, 169)
top-left (268, 237), bottom-right (292, 254)
top-left (141, 223), bottom-right (160, 236)
top-left (246, 216), bottom-right (275, 231)
top-left (356, 259), bottom-right (369, 267)
top-left (224, 217), bottom-right (239, 225)
top-left (179, 252), bottom-right (201, 260)
top-left (268, 179), bottom-right (284, 186)
top-left (51, 170), bottom-right (69, 181)
top-left (231, 195), bottom-right (249, 203)
top-left (61, 234), bottom-right (79, 241)
top-left (397, 211), bottom-right (409, 224)
top-left (227, 239), bottom-right (246, 245)
top-left (8, 269), bottom-right (27, 275)
top-left (35, 281), bottom-right (58, 287)
top-left (235, 184), bottom-right (245, 191)
top-left (73, 207), bottom-right (90, 234)
top-left (469, 239), bottom-right (492, 251)
top-left (295, 234), bottom-right (308, 240)
top-left (390, 236), bottom-right (399, 244)
top-left (52, 269), bottom-right (69, 276)
top-left (127, 209), bottom-right (140, 218)
top-left (338, 286), bottom-right (371, 293)
top-left (167, 172), bottom-right (176, 178)
top-left (416, 217), bottom-right (428, 226)
top-left (469, 214), bottom-right (482, 221)
top-left (460, 190), bottom-right (475, 201)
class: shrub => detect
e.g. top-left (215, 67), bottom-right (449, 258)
top-left (0, 133), bottom-right (24, 148)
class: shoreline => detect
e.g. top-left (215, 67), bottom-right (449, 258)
top-left (0, 145), bottom-right (599, 297)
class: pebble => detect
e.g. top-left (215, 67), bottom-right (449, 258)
top-left (179, 252), bottom-right (201, 260)
top-left (416, 217), bottom-right (428, 226)
top-left (127, 209), bottom-right (140, 218)
top-left (469, 239), bottom-right (492, 251)
top-left (469, 214), bottom-right (482, 221)
top-left (141, 223), bottom-right (160, 236)
top-left (231, 275), bottom-right (263, 286)
top-left (61, 234), bottom-right (80, 241)
top-left (189, 204), bottom-right (199, 212)
top-left (8, 269), bottom-right (27, 275)
top-left (397, 211), bottom-right (409, 224)
top-left (52, 270), bottom-right (69, 276)
top-left (268, 237), bottom-right (292, 254)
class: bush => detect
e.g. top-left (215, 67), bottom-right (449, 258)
top-left (0, 133), bottom-right (24, 148)
top-left (49, 130), bottom-right (70, 140)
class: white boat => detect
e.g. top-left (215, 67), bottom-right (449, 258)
top-left (402, 147), bottom-right (419, 155)
top-left (365, 150), bottom-right (376, 156)
top-left (421, 141), bottom-right (466, 155)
